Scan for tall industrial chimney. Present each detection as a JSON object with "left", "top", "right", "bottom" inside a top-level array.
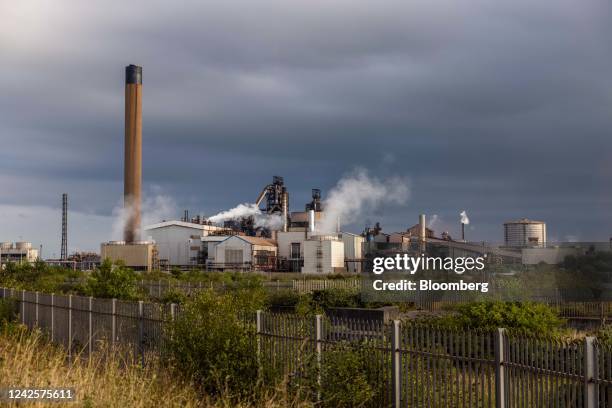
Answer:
[{"left": 124, "top": 64, "right": 142, "bottom": 243}]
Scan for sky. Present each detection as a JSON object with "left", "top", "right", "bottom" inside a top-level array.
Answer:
[{"left": 1, "top": 0, "right": 611, "bottom": 255}]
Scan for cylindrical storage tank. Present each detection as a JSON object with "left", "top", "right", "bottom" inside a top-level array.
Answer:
[
  {"left": 0, "top": 242, "right": 13, "bottom": 250},
  {"left": 309, "top": 210, "right": 316, "bottom": 233},
  {"left": 15, "top": 242, "right": 32, "bottom": 250},
  {"left": 504, "top": 219, "right": 546, "bottom": 247},
  {"left": 419, "top": 214, "right": 426, "bottom": 241}
]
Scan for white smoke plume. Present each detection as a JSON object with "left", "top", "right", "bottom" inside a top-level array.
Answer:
[
  {"left": 207, "top": 203, "right": 284, "bottom": 230},
  {"left": 254, "top": 213, "right": 283, "bottom": 230},
  {"left": 318, "top": 168, "right": 409, "bottom": 234},
  {"left": 111, "top": 194, "right": 178, "bottom": 241},
  {"left": 207, "top": 203, "right": 261, "bottom": 223},
  {"left": 460, "top": 210, "right": 470, "bottom": 225},
  {"left": 428, "top": 214, "right": 439, "bottom": 228}
]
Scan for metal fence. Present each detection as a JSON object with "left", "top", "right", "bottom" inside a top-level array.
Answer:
[
  {"left": 138, "top": 278, "right": 361, "bottom": 298},
  {"left": 0, "top": 287, "right": 173, "bottom": 364},
  {"left": 2, "top": 286, "right": 612, "bottom": 407}
]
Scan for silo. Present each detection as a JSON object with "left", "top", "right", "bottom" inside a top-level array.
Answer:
[
  {"left": 503, "top": 218, "right": 546, "bottom": 247},
  {"left": 15, "top": 242, "right": 32, "bottom": 250}
]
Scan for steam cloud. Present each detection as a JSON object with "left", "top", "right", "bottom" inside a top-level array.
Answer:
[
  {"left": 111, "top": 194, "right": 177, "bottom": 241},
  {"left": 428, "top": 214, "right": 439, "bottom": 228},
  {"left": 207, "top": 203, "right": 283, "bottom": 230},
  {"left": 318, "top": 168, "right": 409, "bottom": 234},
  {"left": 207, "top": 203, "right": 261, "bottom": 223},
  {"left": 460, "top": 210, "right": 470, "bottom": 225}
]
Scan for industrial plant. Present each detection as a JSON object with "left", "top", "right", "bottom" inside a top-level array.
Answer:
[{"left": 0, "top": 64, "right": 601, "bottom": 274}]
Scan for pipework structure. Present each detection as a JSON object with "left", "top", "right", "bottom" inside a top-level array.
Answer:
[
  {"left": 255, "top": 176, "right": 290, "bottom": 232},
  {"left": 124, "top": 64, "right": 143, "bottom": 243}
]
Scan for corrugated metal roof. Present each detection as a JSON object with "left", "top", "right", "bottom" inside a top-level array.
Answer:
[
  {"left": 240, "top": 236, "right": 277, "bottom": 246},
  {"left": 144, "top": 220, "right": 227, "bottom": 231},
  {"left": 217, "top": 235, "right": 277, "bottom": 247}
]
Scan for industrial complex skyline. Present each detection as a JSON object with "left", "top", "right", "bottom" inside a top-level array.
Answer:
[{"left": 1, "top": 0, "right": 611, "bottom": 254}]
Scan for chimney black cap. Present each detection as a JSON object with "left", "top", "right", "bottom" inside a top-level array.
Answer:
[{"left": 125, "top": 65, "right": 142, "bottom": 84}]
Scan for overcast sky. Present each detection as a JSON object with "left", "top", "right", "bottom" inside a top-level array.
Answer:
[{"left": 1, "top": 0, "right": 611, "bottom": 255}]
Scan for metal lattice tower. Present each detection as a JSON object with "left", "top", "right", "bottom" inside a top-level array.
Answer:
[{"left": 61, "top": 193, "right": 68, "bottom": 261}]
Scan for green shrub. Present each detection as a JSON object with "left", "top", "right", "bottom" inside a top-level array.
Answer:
[
  {"left": 318, "top": 343, "right": 377, "bottom": 407},
  {"left": 0, "top": 298, "right": 17, "bottom": 324},
  {"left": 311, "top": 289, "right": 363, "bottom": 309},
  {"left": 438, "top": 301, "right": 565, "bottom": 334},
  {"left": 84, "top": 259, "right": 141, "bottom": 300},
  {"left": 170, "top": 267, "right": 183, "bottom": 279},
  {"left": 164, "top": 288, "right": 266, "bottom": 399},
  {"left": 267, "top": 290, "right": 301, "bottom": 307},
  {"left": 160, "top": 289, "right": 187, "bottom": 305}
]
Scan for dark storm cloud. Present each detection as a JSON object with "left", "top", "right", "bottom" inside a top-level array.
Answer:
[{"left": 1, "top": 0, "right": 611, "bottom": 251}]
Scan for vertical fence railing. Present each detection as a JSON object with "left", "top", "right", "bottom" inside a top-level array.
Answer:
[{"left": 2, "top": 288, "right": 612, "bottom": 407}]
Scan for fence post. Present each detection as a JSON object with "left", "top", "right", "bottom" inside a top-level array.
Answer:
[
  {"left": 495, "top": 328, "right": 506, "bottom": 408},
  {"left": 256, "top": 310, "right": 262, "bottom": 379},
  {"left": 315, "top": 314, "right": 323, "bottom": 401},
  {"left": 584, "top": 337, "right": 597, "bottom": 408},
  {"left": 21, "top": 289, "right": 25, "bottom": 325},
  {"left": 138, "top": 300, "right": 144, "bottom": 367},
  {"left": 35, "top": 291, "right": 39, "bottom": 327},
  {"left": 158, "top": 279, "right": 162, "bottom": 298},
  {"left": 68, "top": 294, "right": 73, "bottom": 361},
  {"left": 88, "top": 296, "right": 93, "bottom": 357},
  {"left": 111, "top": 298, "right": 117, "bottom": 347},
  {"left": 170, "top": 303, "right": 176, "bottom": 321},
  {"left": 391, "top": 320, "right": 401, "bottom": 408},
  {"left": 50, "top": 293, "right": 54, "bottom": 342}
]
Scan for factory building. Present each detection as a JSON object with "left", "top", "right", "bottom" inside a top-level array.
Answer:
[
  {"left": 210, "top": 236, "right": 277, "bottom": 271},
  {"left": 276, "top": 230, "right": 311, "bottom": 271},
  {"left": 340, "top": 233, "right": 364, "bottom": 273},
  {"left": 302, "top": 235, "right": 345, "bottom": 274},
  {"left": 504, "top": 218, "right": 547, "bottom": 248},
  {"left": 200, "top": 235, "right": 229, "bottom": 266},
  {"left": 0, "top": 242, "right": 39, "bottom": 264},
  {"left": 100, "top": 241, "right": 156, "bottom": 272},
  {"left": 145, "top": 220, "right": 228, "bottom": 267}
]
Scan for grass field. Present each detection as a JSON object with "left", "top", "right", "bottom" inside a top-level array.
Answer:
[{"left": 0, "top": 324, "right": 309, "bottom": 408}]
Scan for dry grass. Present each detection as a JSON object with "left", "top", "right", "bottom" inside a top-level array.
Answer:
[{"left": 0, "top": 324, "right": 311, "bottom": 408}]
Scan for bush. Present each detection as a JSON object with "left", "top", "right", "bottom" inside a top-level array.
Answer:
[
  {"left": 311, "top": 289, "right": 363, "bottom": 309},
  {"left": 85, "top": 259, "right": 141, "bottom": 300},
  {"left": 319, "top": 345, "right": 375, "bottom": 407},
  {"left": 160, "top": 289, "right": 187, "bottom": 305},
  {"left": 164, "top": 288, "right": 267, "bottom": 399},
  {"left": 439, "top": 301, "right": 565, "bottom": 334},
  {"left": 0, "top": 298, "right": 17, "bottom": 324}
]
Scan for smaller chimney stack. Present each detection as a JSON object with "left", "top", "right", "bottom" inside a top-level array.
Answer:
[
  {"left": 309, "top": 210, "right": 316, "bottom": 234},
  {"left": 419, "top": 214, "right": 426, "bottom": 252}
]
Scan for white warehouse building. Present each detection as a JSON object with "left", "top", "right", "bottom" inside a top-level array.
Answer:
[
  {"left": 212, "top": 236, "right": 277, "bottom": 271},
  {"left": 504, "top": 218, "right": 547, "bottom": 248},
  {"left": 144, "top": 221, "right": 227, "bottom": 266},
  {"left": 276, "top": 231, "right": 364, "bottom": 273}
]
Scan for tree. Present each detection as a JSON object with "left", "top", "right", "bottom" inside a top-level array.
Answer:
[{"left": 85, "top": 259, "right": 140, "bottom": 300}]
